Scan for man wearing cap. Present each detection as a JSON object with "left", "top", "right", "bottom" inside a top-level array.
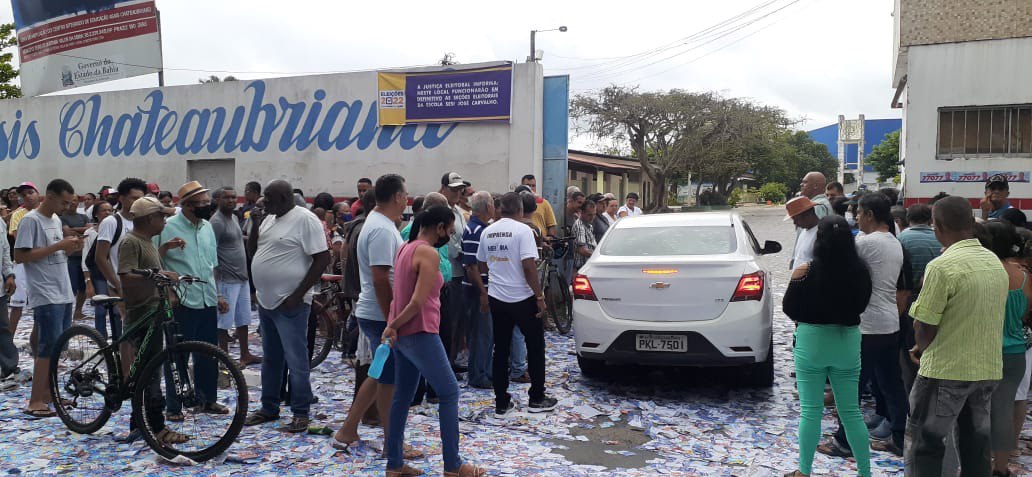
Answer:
[
  {"left": 980, "top": 174, "right": 1013, "bottom": 220},
  {"left": 6, "top": 182, "right": 39, "bottom": 337},
  {"left": 786, "top": 196, "right": 819, "bottom": 270},
  {"left": 118, "top": 196, "right": 186, "bottom": 443},
  {"left": 440, "top": 172, "right": 469, "bottom": 367},
  {"left": 14, "top": 179, "right": 82, "bottom": 417},
  {"left": 154, "top": 181, "right": 228, "bottom": 420}
]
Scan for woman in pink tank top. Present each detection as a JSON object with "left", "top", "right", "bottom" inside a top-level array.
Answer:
[{"left": 381, "top": 206, "right": 487, "bottom": 477}]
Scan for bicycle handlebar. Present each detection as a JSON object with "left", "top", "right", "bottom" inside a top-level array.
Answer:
[{"left": 129, "top": 268, "right": 207, "bottom": 285}]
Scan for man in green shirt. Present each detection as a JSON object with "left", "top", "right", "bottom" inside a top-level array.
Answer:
[
  {"left": 154, "top": 181, "right": 228, "bottom": 420},
  {"left": 905, "top": 196, "right": 1007, "bottom": 476}
]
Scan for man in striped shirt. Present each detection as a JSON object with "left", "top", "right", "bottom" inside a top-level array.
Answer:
[
  {"left": 462, "top": 191, "right": 494, "bottom": 389},
  {"left": 905, "top": 196, "right": 1007, "bottom": 476}
]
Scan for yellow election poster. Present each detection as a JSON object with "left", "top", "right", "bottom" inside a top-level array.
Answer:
[{"left": 377, "top": 72, "right": 408, "bottom": 126}]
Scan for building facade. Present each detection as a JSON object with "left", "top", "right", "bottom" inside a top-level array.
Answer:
[
  {"left": 808, "top": 117, "right": 902, "bottom": 189},
  {"left": 893, "top": 0, "right": 1032, "bottom": 207}
]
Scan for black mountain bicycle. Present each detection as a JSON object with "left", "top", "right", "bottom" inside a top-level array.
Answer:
[
  {"left": 49, "top": 269, "right": 248, "bottom": 462},
  {"left": 309, "top": 274, "right": 356, "bottom": 369},
  {"left": 541, "top": 235, "right": 574, "bottom": 335}
]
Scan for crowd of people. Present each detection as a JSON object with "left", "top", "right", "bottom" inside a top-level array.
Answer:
[
  {"left": 784, "top": 172, "right": 1032, "bottom": 476},
  {"left": 0, "top": 172, "right": 643, "bottom": 476}
]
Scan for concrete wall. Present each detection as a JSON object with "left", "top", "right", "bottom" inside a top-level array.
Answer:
[
  {"left": 0, "top": 62, "right": 543, "bottom": 198},
  {"left": 902, "top": 37, "right": 1032, "bottom": 202}
]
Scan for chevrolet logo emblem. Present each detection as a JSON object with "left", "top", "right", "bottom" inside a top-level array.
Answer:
[{"left": 650, "top": 282, "right": 671, "bottom": 289}]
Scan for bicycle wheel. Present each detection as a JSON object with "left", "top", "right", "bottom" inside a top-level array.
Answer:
[
  {"left": 50, "top": 325, "right": 116, "bottom": 434},
  {"left": 547, "top": 271, "right": 573, "bottom": 335},
  {"left": 310, "top": 311, "right": 335, "bottom": 369},
  {"left": 133, "top": 341, "right": 247, "bottom": 462}
]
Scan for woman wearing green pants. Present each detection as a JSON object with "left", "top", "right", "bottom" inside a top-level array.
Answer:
[{"left": 783, "top": 215, "right": 873, "bottom": 476}]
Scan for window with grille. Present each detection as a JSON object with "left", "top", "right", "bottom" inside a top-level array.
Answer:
[{"left": 937, "top": 105, "right": 1032, "bottom": 158}]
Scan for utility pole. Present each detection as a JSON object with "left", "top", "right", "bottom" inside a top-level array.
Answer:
[{"left": 528, "top": 26, "right": 567, "bottom": 62}]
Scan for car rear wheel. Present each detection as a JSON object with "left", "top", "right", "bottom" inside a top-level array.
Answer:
[
  {"left": 577, "top": 355, "right": 607, "bottom": 380},
  {"left": 741, "top": 338, "right": 775, "bottom": 387}
]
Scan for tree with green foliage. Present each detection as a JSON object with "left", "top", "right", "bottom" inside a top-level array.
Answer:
[
  {"left": 867, "top": 130, "right": 901, "bottom": 182},
  {"left": 751, "top": 131, "right": 838, "bottom": 195},
  {"left": 0, "top": 23, "right": 21, "bottom": 99}
]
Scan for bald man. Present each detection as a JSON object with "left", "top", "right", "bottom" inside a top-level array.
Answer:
[{"left": 799, "top": 172, "right": 831, "bottom": 219}]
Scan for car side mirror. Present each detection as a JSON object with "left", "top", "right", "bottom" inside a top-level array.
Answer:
[{"left": 761, "top": 240, "right": 781, "bottom": 255}]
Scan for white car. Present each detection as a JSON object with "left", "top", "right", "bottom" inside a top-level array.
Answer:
[{"left": 572, "top": 212, "right": 782, "bottom": 386}]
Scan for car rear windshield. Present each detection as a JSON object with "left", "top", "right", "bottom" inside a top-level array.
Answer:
[{"left": 600, "top": 225, "right": 737, "bottom": 256}]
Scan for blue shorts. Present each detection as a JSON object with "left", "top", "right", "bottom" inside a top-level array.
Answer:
[
  {"left": 67, "top": 257, "right": 86, "bottom": 294},
  {"left": 357, "top": 318, "right": 396, "bottom": 385},
  {"left": 35, "top": 303, "right": 73, "bottom": 359}
]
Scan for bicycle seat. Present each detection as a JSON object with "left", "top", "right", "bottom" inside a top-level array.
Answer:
[
  {"left": 90, "top": 295, "right": 123, "bottom": 305},
  {"left": 321, "top": 274, "right": 344, "bottom": 282}
]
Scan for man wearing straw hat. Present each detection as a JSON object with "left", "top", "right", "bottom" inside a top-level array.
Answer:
[
  {"left": 154, "top": 181, "right": 229, "bottom": 420},
  {"left": 786, "top": 196, "right": 820, "bottom": 270}
]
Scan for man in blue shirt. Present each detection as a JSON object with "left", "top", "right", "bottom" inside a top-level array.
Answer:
[
  {"left": 155, "top": 181, "right": 228, "bottom": 420},
  {"left": 981, "top": 174, "right": 1013, "bottom": 220},
  {"left": 463, "top": 191, "right": 494, "bottom": 389}
]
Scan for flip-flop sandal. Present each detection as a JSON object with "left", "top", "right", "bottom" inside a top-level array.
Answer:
[
  {"left": 22, "top": 408, "right": 56, "bottom": 418},
  {"left": 166, "top": 412, "right": 185, "bottom": 422},
  {"left": 375, "top": 443, "right": 426, "bottom": 460},
  {"left": 816, "top": 439, "right": 853, "bottom": 458},
  {"left": 386, "top": 464, "right": 425, "bottom": 477}
]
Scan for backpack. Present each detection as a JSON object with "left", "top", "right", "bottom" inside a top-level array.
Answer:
[
  {"left": 341, "top": 217, "right": 366, "bottom": 300},
  {"left": 84, "top": 214, "right": 123, "bottom": 274}
]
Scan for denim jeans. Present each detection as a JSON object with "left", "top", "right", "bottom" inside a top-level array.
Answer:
[
  {"left": 92, "top": 277, "right": 122, "bottom": 340},
  {"left": 387, "top": 332, "right": 462, "bottom": 471},
  {"left": 465, "top": 285, "right": 493, "bottom": 387},
  {"left": 165, "top": 306, "right": 219, "bottom": 414},
  {"left": 834, "top": 332, "right": 910, "bottom": 449},
  {"left": 510, "top": 327, "right": 527, "bottom": 378},
  {"left": 904, "top": 376, "right": 997, "bottom": 476},
  {"left": 34, "top": 303, "right": 73, "bottom": 359},
  {"left": 259, "top": 303, "right": 313, "bottom": 417},
  {"left": 0, "top": 296, "right": 17, "bottom": 375}
]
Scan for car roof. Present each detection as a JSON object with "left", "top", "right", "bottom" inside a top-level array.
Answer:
[{"left": 611, "top": 211, "right": 736, "bottom": 229}]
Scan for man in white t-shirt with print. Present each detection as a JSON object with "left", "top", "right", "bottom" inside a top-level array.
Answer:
[
  {"left": 244, "top": 180, "right": 330, "bottom": 433},
  {"left": 478, "top": 192, "right": 557, "bottom": 416}
]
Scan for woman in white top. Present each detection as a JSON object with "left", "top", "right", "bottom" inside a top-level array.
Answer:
[
  {"left": 81, "top": 202, "right": 116, "bottom": 338},
  {"left": 603, "top": 200, "right": 619, "bottom": 225}
]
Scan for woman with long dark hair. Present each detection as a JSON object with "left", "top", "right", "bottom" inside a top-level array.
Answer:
[
  {"left": 381, "top": 205, "right": 486, "bottom": 477},
  {"left": 783, "top": 215, "right": 872, "bottom": 477},
  {"left": 82, "top": 201, "right": 118, "bottom": 339},
  {"left": 976, "top": 220, "right": 1031, "bottom": 476}
]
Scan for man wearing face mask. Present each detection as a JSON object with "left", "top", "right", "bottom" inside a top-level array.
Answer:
[{"left": 154, "top": 181, "right": 229, "bottom": 421}]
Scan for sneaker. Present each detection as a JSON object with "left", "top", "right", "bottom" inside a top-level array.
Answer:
[
  {"left": 869, "top": 418, "right": 892, "bottom": 441},
  {"left": 864, "top": 413, "right": 884, "bottom": 429},
  {"left": 495, "top": 397, "right": 516, "bottom": 417},
  {"left": 0, "top": 375, "right": 17, "bottom": 392},
  {"left": 455, "top": 350, "right": 470, "bottom": 368},
  {"left": 528, "top": 396, "right": 558, "bottom": 413},
  {"left": 512, "top": 373, "right": 532, "bottom": 384},
  {"left": 283, "top": 416, "right": 311, "bottom": 433}
]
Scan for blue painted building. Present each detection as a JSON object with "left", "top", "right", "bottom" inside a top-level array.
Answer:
[{"left": 808, "top": 118, "right": 901, "bottom": 183}]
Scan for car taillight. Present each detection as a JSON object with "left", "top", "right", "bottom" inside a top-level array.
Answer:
[
  {"left": 731, "top": 271, "right": 764, "bottom": 302},
  {"left": 573, "top": 274, "right": 597, "bottom": 301}
]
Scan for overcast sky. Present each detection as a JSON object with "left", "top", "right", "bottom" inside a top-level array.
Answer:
[{"left": 0, "top": 0, "right": 899, "bottom": 148}]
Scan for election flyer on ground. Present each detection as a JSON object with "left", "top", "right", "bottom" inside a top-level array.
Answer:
[
  {"left": 378, "top": 63, "right": 513, "bottom": 126},
  {"left": 11, "top": 0, "right": 163, "bottom": 96}
]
